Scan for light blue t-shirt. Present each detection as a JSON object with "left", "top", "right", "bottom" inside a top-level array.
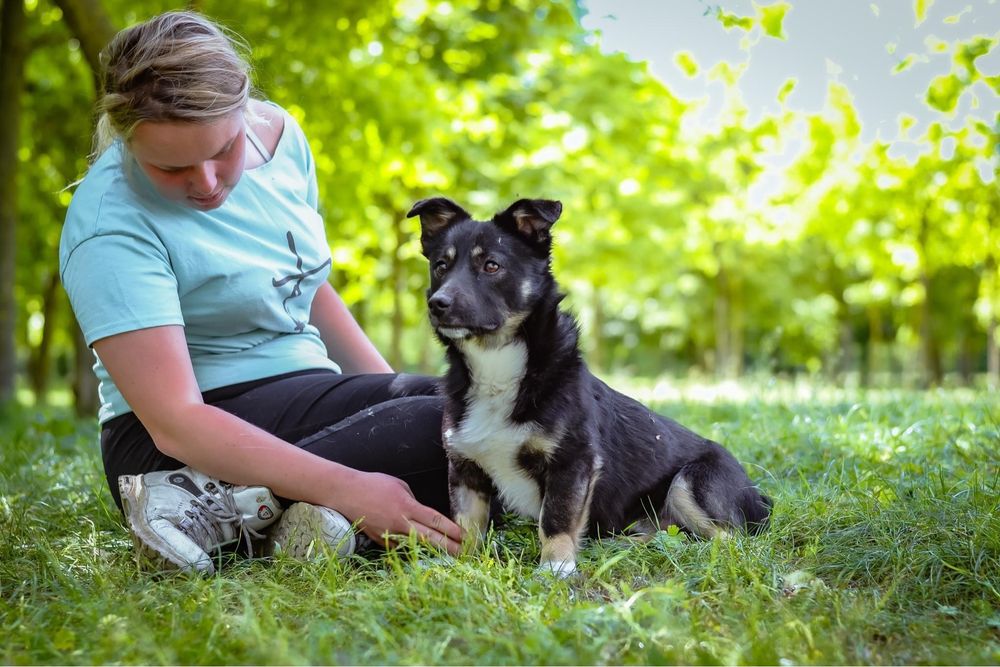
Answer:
[{"left": 59, "top": 104, "right": 341, "bottom": 424}]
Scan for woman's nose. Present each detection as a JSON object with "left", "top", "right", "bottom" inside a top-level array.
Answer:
[{"left": 189, "top": 162, "right": 218, "bottom": 194}]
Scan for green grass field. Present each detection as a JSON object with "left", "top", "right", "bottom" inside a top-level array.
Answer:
[{"left": 2, "top": 380, "right": 998, "bottom": 665}]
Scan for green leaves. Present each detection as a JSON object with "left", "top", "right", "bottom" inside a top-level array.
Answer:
[
  {"left": 926, "top": 73, "right": 963, "bottom": 113},
  {"left": 756, "top": 1, "right": 791, "bottom": 40},
  {"left": 914, "top": 0, "right": 935, "bottom": 26},
  {"left": 713, "top": 2, "right": 790, "bottom": 40},
  {"left": 11, "top": 0, "right": 1000, "bottom": 395},
  {"left": 674, "top": 51, "right": 699, "bottom": 78},
  {"left": 922, "top": 35, "right": 998, "bottom": 113},
  {"left": 716, "top": 10, "right": 754, "bottom": 32}
]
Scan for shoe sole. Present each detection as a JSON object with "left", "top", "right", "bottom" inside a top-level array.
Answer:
[
  {"left": 119, "top": 474, "right": 216, "bottom": 575},
  {"left": 266, "top": 502, "right": 356, "bottom": 559}
]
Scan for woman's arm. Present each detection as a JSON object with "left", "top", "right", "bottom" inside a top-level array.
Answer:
[
  {"left": 310, "top": 282, "right": 392, "bottom": 374},
  {"left": 93, "top": 325, "right": 461, "bottom": 552}
]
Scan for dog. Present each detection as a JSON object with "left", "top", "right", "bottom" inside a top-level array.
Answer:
[{"left": 407, "top": 197, "right": 772, "bottom": 575}]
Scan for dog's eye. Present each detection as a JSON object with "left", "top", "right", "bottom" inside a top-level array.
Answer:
[
  {"left": 483, "top": 260, "right": 500, "bottom": 274},
  {"left": 434, "top": 260, "right": 449, "bottom": 274}
]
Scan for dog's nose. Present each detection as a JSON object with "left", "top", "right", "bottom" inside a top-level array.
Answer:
[{"left": 428, "top": 292, "right": 453, "bottom": 316}]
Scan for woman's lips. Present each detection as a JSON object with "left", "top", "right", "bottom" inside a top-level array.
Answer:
[{"left": 190, "top": 189, "right": 225, "bottom": 207}]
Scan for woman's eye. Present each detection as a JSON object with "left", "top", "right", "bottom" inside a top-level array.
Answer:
[{"left": 484, "top": 261, "right": 500, "bottom": 274}]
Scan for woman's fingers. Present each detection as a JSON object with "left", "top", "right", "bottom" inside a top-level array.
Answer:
[
  {"left": 417, "top": 505, "right": 465, "bottom": 544},
  {"left": 408, "top": 521, "right": 462, "bottom": 555},
  {"left": 373, "top": 513, "right": 464, "bottom": 555},
  {"left": 377, "top": 529, "right": 459, "bottom": 555},
  {"left": 351, "top": 472, "right": 466, "bottom": 555}
]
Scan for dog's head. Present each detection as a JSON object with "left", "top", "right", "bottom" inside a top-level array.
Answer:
[{"left": 407, "top": 197, "right": 562, "bottom": 343}]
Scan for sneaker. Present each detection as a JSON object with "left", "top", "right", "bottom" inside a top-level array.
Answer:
[
  {"left": 264, "top": 502, "right": 356, "bottom": 559},
  {"left": 118, "top": 467, "right": 283, "bottom": 575}
]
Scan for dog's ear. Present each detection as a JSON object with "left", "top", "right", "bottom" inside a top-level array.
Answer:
[
  {"left": 494, "top": 199, "right": 563, "bottom": 246},
  {"left": 407, "top": 198, "right": 471, "bottom": 250}
]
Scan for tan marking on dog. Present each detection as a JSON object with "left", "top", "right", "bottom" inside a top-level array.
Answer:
[
  {"left": 536, "top": 465, "right": 601, "bottom": 574},
  {"left": 665, "top": 475, "right": 727, "bottom": 538},
  {"left": 513, "top": 210, "right": 546, "bottom": 239},
  {"left": 525, "top": 432, "right": 561, "bottom": 457},
  {"left": 453, "top": 485, "right": 490, "bottom": 549},
  {"left": 471, "top": 245, "right": 484, "bottom": 258},
  {"left": 539, "top": 533, "right": 578, "bottom": 575},
  {"left": 444, "top": 246, "right": 456, "bottom": 261}
]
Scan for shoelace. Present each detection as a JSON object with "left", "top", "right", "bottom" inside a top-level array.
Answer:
[{"left": 176, "top": 484, "right": 265, "bottom": 552}]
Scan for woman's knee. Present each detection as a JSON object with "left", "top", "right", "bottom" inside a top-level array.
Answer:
[{"left": 387, "top": 373, "right": 440, "bottom": 397}]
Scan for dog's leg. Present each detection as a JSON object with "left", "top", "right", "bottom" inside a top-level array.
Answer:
[
  {"left": 537, "top": 455, "right": 600, "bottom": 577},
  {"left": 448, "top": 456, "right": 494, "bottom": 550}
]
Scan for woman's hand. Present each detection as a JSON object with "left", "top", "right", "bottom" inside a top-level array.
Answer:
[{"left": 336, "top": 471, "right": 464, "bottom": 556}]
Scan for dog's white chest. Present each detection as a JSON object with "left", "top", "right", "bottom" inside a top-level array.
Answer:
[{"left": 445, "top": 340, "right": 544, "bottom": 518}]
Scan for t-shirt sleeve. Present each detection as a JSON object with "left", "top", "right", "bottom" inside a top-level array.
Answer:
[
  {"left": 281, "top": 109, "right": 320, "bottom": 211},
  {"left": 61, "top": 232, "right": 184, "bottom": 346}
]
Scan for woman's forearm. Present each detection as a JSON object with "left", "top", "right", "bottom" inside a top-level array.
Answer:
[
  {"left": 147, "top": 401, "right": 365, "bottom": 513},
  {"left": 310, "top": 282, "right": 393, "bottom": 374}
]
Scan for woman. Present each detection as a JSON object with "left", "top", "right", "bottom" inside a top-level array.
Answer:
[{"left": 59, "top": 10, "right": 463, "bottom": 574}]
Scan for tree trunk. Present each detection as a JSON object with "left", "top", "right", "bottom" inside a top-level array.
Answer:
[
  {"left": 50, "top": 0, "right": 116, "bottom": 80},
  {"left": 986, "top": 219, "right": 999, "bottom": 388},
  {"left": 838, "top": 320, "right": 855, "bottom": 383},
  {"left": 713, "top": 243, "right": 735, "bottom": 378},
  {"left": 989, "top": 319, "right": 999, "bottom": 388},
  {"left": 918, "top": 271, "right": 942, "bottom": 386},
  {"left": 27, "top": 272, "right": 61, "bottom": 404},
  {"left": 55, "top": 0, "right": 116, "bottom": 413},
  {"left": 730, "top": 275, "right": 744, "bottom": 377},
  {"left": 72, "top": 324, "right": 99, "bottom": 417},
  {"left": 917, "top": 211, "right": 942, "bottom": 387},
  {"left": 0, "top": 0, "right": 27, "bottom": 404},
  {"left": 389, "top": 207, "right": 405, "bottom": 370},
  {"left": 866, "top": 305, "right": 882, "bottom": 386},
  {"left": 987, "top": 270, "right": 999, "bottom": 387},
  {"left": 956, "top": 331, "right": 972, "bottom": 386}
]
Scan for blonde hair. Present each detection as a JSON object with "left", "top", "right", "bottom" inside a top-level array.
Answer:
[{"left": 92, "top": 10, "right": 257, "bottom": 160}]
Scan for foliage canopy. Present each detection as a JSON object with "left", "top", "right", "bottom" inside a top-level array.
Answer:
[{"left": 3, "top": 0, "right": 999, "bottom": 408}]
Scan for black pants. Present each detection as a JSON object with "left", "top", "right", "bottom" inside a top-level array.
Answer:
[{"left": 101, "top": 370, "right": 450, "bottom": 515}]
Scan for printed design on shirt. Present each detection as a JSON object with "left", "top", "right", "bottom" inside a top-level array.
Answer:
[{"left": 272, "top": 231, "right": 331, "bottom": 332}]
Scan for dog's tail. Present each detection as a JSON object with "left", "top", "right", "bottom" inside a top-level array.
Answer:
[{"left": 739, "top": 488, "right": 773, "bottom": 535}]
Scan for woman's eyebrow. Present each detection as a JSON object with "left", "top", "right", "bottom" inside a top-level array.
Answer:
[
  {"left": 212, "top": 133, "right": 239, "bottom": 157},
  {"left": 155, "top": 131, "right": 240, "bottom": 169}
]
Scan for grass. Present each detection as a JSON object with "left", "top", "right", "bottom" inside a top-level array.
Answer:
[{"left": 2, "top": 379, "right": 999, "bottom": 665}]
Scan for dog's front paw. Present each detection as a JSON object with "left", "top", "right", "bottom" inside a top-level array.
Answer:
[{"left": 537, "top": 559, "right": 578, "bottom": 579}]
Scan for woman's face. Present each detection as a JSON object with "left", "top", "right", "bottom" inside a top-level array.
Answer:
[{"left": 129, "top": 112, "right": 246, "bottom": 211}]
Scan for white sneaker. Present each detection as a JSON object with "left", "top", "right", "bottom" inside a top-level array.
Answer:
[
  {"left": 118, "top": 467, "right": 283, "bottom": 575},
  {"left": 264, "top": 502, "right": 356, "bottom": 559}
]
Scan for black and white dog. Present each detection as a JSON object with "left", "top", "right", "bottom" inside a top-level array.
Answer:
[{"left": 407, "top": 197, "right": 772, "bottom": 575}]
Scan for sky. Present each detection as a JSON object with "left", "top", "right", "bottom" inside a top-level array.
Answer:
[{"left": 579, "top": 0, "right": 1000, "bottom": 161}]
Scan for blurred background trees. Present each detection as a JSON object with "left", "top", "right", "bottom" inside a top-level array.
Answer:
[{"left": 1, "top": 0, "right": 997, "bottom": 414}]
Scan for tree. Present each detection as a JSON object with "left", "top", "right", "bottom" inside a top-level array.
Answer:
[
  {"left": 50, "top": 0, "right": 115, "bottom": 412},
  {"left": 0, "top": 0, "right": 28, "bottom": 404}
]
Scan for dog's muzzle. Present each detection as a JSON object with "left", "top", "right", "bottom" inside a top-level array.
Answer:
[{"left": 436, "top": 326, "right": 473, "bottom": 340}]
